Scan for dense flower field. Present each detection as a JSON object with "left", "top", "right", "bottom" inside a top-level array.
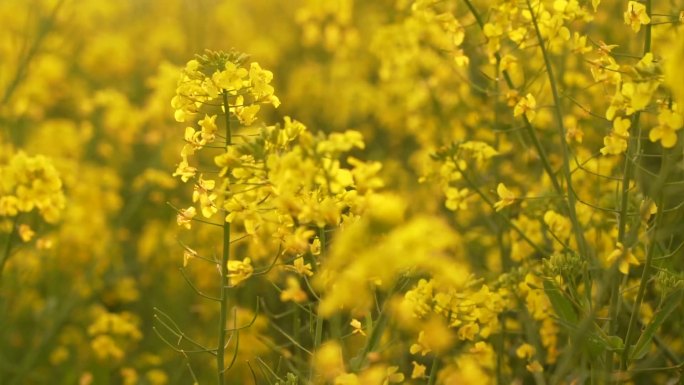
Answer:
[{"left": 1, "top": 0, "right": 683, "bottom": 384}]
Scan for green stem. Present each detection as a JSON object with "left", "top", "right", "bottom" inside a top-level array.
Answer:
[
  {"left": 309, "top": 227, "right": 326, "bottom": 383},
  {"left": 0, "top": 216, "right": 19, "bottom": 281},
  {"left": 351, "top": 307, "right": 388, "bottom": 372},
  {"left": 620, "top": 151, "right": 670, "bottom": 370},
  {"left": 462, "top": 0, "right": 582, "bottom": 258},
  {"left": 427, "top": 356, "right": 440, "bottom": 385},
  {"left": 217, "top": 91, "right": 233, "bottom": 385},
  {"left": 608, "top": 0, "right": 653, "bottom": 375},
  {"left": 525, "top": 0, "right": 589, "bottom": 263}
]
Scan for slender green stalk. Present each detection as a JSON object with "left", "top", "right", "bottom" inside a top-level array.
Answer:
[
  {"left": 607, "top": 0, "right": 653, "bottom": 375},
  {"left": 619, "top": 196, "right": 662, "bottom": 369},
  {"left": 620, "top": 149, "right": 671, "bottom": 370},
  {"left": 0, "top": 216, "right": 19, "bottom": 281},
  {"left": 427, "top": 356, "right": 440, "bottom": 385},
  {"left": 524, "top": 0, "right": 589, "bottom": 263},
  {"left": 462, "top": 0, "right": 587, "bottom": 262},
  {"left": 217, "top": 91, "right": 233, "bottom": 385},
  {"left": 309, "top": 227, "right": 327, "bottom": 383},
  {"left": 350, "top": 306, "right": 389, "bottom": 372}
]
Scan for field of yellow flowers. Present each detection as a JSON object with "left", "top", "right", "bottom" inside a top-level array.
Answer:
[{"left": 1, "top": 0, "right": 684, "bottom": 384}]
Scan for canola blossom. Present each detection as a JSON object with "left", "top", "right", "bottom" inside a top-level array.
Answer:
[{"left": 1, "top": 0, "right": 684, "bottom": 384}]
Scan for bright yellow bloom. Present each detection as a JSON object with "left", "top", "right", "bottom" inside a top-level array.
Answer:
[
  {"left": 192, "top": 175, "right": 218, "bottom": 218},
  {"left": 249, "top": 62, "right": 275, "bottom": 99},
  {"left": 350, "top": 318, "right": 366, "bottom": 336},
  {"left": 227, "top": 257, "right": 254, "bottom": 286},
  {"left": 601, "top": 117, "right": 631, "bottom": 155},
  {"left": 235, "top": 95, "right": 261, "bottom": 126},
  {"left": 514, "top": 93, "right": 537, "bottom": 122},
  {"left": 516, "top": 343, "right": 536, "bottom": 360},
  {"left": 526, "top": 360, "right": 544, "bottom": 373},
  {"left": 291, "top": 256, "right": 314, "bottom": 277},
  {"left": 172, "top": 157, "right": 196, "bottom": 182},
  {"left": 182, "top": 246, "right": 198, "bottom": 267},
  {"left": 606, "top": 242, "right": 640, "bottom": 274},
  {"left": 212, "top": 61, "right": 248, "bottom": 92},
  {"left": 445, "top": 187, "right": 469, "bottom": 211},
  {"left": 411, "top": 361, "right": 427, "bottom": 379},
  {"left": 280, "top": 276, "right": 308, "bottom": 303},
  {"left": 198, "top": 114, "right": 218, "bottom": 142},
  {"left": 649, "top": 109, "right": 683, "bottom": 148},
  {"left": 383, "top": 366, "right": 404, "bottom": 385},
  {"left": 624, "top": 1, "right": 650, "bottom": 32},
  {"left": 176, "top": 206, "right": 197, "bottom": 229},
  {"left": 18, "top": 224, "right": 35, "bottom": 242},
  {"left": 621, "top": 81, "right": 658, "bottom": 112},
  {"left": 493, "top": 183, "right": 516, "bottom": 212}
]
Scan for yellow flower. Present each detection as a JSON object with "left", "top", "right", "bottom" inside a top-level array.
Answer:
[
  {"left": 493, "top": 183, "right": 516, "bottom": 212},
  {"left": 600, "top": 135, "right": 628, "bottom": 156},
  {"left": 526, "top": 360, "right": 544, "bottom": 373},
  {"left": 624, "top": 1, "right": 650, "bottom": 32},
  {"left": 410, "top": 332, "right": 429, "bottom": 356},
  {"left": 235, "top": 96, "right": 261, "bottom": 126},
  {"left": 249, "top": 62, "right": 275, "bottom": 100},
  {"left": 192, "top": 175, "right": 218, "bottom": 218},
  {"left": 606, "top": 242, "right": 640, "bottom": 274},
  {"left": 514, "top": 93, "right": 537, "bottom": 122},
  {"left": 280, "top": 276, "right": 308, "bottom": 303},
  {"left": 649, "top": 109, "right": 683, "bottom": 148},
  {"left": 18, "top": 224, "right": 35, "bottom": 242},
  {"left": 291, "top": 256, "right": 314, "bottom": 277},
  {"left": 182, "top": 246, "right": 198, "bottom": 267},
  {"left": 445, "top": 187, "right": 469, "bottom": 211},
  {"left": 457, "top": 322, "right": 480, "bottom": 341},
  {"left": 176, "top": 206, "right": 197, "bottom": 229},
  {"left": 516, "top": 343, "right": 536, "bottom": 360},
  {"left": 198, "top": 114, "right": 218, "bottom": 142},
  {"left": 613, "top": 117, "right": 631, "bottom": 137},
  {"left": 172, "top": 157, "right": 196, "bottom": 182},
  {"left": 227, "top": 257, "right": 254, "bottom": 286},
  {"left": 411, "top": 361, "right": 426, "bottom": 379},
  {"left": 621, "top": 81, "right": 658, "bottom": 112},
  {"left": 212, "top": 61, "right": 247, "bottom": 92},
  {"left": 350, "top": 318, "right": 366, "bottom": 336},
  {"left": 601, "top": 117, "right": 631, "bottom": 155},
  {"left": 383, "top": 366, "right": 404, "bottom": 385}
]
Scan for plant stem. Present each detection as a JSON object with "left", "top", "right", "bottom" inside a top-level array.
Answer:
[
  {"left": 309, "top": 227, "right": 327, "bottom": 383},
  {"left": 524, "top": 0, "right": 589, "bottom": 264},
  {"left": 620, "top": 149, "right": 671, "bottom": 370},
  {"left": 0, "top": 216, "right": 19, "bottom": 281},
  {"left": 462, "top": 0, "right": 585, "bottom": 260},
  {"left": 217, "top": 91, "right": 233, "bottom": 385},
  {"left": 427, "top": 356, "right": 440, "bottom": 385},
  {"left": 608, "top": 0, "right": 652, "bottom": 375}
]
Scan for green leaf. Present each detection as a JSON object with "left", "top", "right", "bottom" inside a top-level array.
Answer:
[
  {"left": 543, "top": 279, "right": 578, "bottom": 325},
  {"left": 630, "top": 288, "right": 684, "bottom": 361}
]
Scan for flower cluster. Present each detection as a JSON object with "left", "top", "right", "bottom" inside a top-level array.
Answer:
[{"left": 0, "top": 151, "right": 65, "bottom": 224}]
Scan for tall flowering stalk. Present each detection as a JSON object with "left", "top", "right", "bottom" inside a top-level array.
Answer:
[
  {"left": 167, "top": 50, "right": 279, "bottom": 384},
  {"left": 165, "top": 49, "right": 386, "bottom": 383}
]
